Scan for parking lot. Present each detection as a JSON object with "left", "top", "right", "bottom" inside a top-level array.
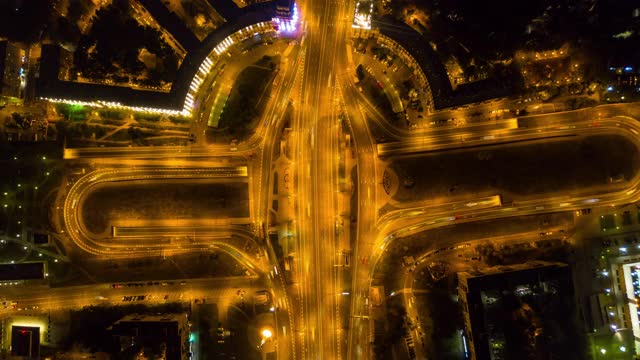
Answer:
[
  {"left": 81, "top": 180, "right": 249, "bottom": 234},
  {"left": 387, "top": 133, "right": 639, "bottom": 203}
]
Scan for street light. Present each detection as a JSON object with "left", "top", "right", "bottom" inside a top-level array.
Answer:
[{"left": 258, "top": 327, "right": 273, "bottom": 350}]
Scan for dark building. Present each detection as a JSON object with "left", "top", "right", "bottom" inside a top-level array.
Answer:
[
  {"left": 108, "top": 313, "right": 190, "bottom": 360},
  {"left": 275, "top": 0, "right": 294, "bottom": 19},
  {"left": 11, "top": 325, "right": 40, "bottom": 358},
  {"left": 0, "top": 262, "right": 45, "bottom": 282},
  {"left": 458, "top": 261, "right": 582, "bottom": 360},
  {"left": 0, "top": 40, "right": 23, "bottom": 98}
]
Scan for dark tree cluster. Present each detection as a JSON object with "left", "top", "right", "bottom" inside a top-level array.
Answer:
[
  {"left": 218, "top": 57, "right": 278, "bottom": 136},
  {"left": 181, "top": 0, "right": 209, "bottom": 18},
  {"left": 73, "top": 0, "right": 179, "bottom": 86},
  {"left": 373, "top": 300, "right": 407, "bottom": 359},
  {"left": 0, "top": 0, "right": 92, "bottom": 45},
  {"left": 0, "top": 0, "right": 54, "bottom": 43},
  {"left": 64, "top": 303, "right": 187, "bottom": 351}
]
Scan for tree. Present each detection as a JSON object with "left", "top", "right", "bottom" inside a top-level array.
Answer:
[
  {"left": 11, "top": 112, "right": 33, "bottom": 129},
  {"left": 51, "top": 16, "right": 81, "bottom": 44},
  {"left": 66, "top": 0, "right": 92, "bottom": 24},
  {"left": 55, "top": 120, "right": 71, "bottom": 140},
  {"left": 356, "top": 64, "right": 366, "bottom": 81}
]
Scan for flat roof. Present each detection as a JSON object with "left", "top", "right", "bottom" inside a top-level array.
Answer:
[
  {"left": 0, "top": 262, "right": 44, "bottom": 281},
  {"left": 114, "top": 313, "right": 187, "bottom": 324},
  {"left": 459, "top": 262, "right": 575, "bottom": 359}
]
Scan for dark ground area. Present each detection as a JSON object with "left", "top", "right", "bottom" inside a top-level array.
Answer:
[
  {"left": 192, "top": 303, "right": 218, "bottom": 360},
  {"left": 226, "top": 306, "right": 261, "bottom": 360},
  {"left": 51, "top": 251, "right": 245, "bottom": 286},
  {"left": 64, "top": 302, "right": 188, "bottom": 352},
  {"left": 81, "top": 180, "right": 249, "bottom": 234},
  {"left": 0, "top": 141, "right": 63, "bottom": 246},
  {"left": 216, "top": 57, "right": 277, "bottom": 138},
  {"left": 388, "top": 134, "right": 639, "bottom": 203}
]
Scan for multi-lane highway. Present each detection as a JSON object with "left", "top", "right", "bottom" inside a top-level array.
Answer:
[
  {"left": 0, "top": 276, "right": 261, "bottom": 315},
  {"left": 287, "top": 0, "right": 356, "bottom": 358}
]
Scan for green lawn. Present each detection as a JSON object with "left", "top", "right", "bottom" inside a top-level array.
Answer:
[{"left": 218, "top": 65, "right": 274, "bottom": 136}]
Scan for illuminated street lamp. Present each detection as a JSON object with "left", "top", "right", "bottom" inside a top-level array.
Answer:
[{"left": 257, "top": 327, "right": 273, "bottom": 350}]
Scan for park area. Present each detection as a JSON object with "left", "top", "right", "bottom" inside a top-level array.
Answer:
[
  {"left": 80, "top": 180, "right": 249, "bottom": 234},
  {"left": 211, "top": 56, "right": 278, "bottom": 139},
  {"left": 387, "top": 133, "right": 640, "bottom": 203},
  {"left": 52, "top": 104, "right": 191, "bottom": 147}
]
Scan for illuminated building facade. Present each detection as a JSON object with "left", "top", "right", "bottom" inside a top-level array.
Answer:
[
  {"left": 275, "top": 0, "right": 294, "bottom": 19},
  {"left": 0, "top": 40, "right": 23, "bottom": 98},
  {"left": 273, "top": 0, "right": 298, "bottom": 33}
]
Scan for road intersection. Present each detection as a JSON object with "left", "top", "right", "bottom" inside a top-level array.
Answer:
[{"left": 15, "top": 3, "right": 640, "bottom": 359}]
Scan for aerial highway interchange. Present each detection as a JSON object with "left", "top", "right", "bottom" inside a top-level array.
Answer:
[{"left": 3, "top": 0, "right": 640, "bottom": 359}]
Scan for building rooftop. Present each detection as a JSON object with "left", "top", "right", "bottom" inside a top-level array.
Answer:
[
  {"left": 112, "top": 313, "right": 188, "bottom": 324},
  {"left": 458, "top": 261, "right": 581, "bottom": 360},
  {"left": 0, "top": 262, "right": 45, "bottom": 281}
]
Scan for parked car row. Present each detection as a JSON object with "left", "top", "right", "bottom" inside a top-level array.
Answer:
[{"left": 112, "top": 281, "right": 187, "bottom": 289}]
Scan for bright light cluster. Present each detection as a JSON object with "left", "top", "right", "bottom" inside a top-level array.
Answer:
[
  {"left": 623, "top": 263, "right": 640, "bottom": 344},
  {"left": 41, "top": 97, "right": 187, "bottom": 116},
  {"left": 352, "top": 0, "right": 373, "bottom": 29},
  {"left": 213, "top": 36, "right": 235, "bottom": 56},
  {"left": 185, "top": 56, "right": 215, "bottom": 114},
  {"left": 183, "top": 21, "right": 275, "bottom": 115},
  {"left": 273, "top": 3, "right": 299, "bottom": 33}
]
